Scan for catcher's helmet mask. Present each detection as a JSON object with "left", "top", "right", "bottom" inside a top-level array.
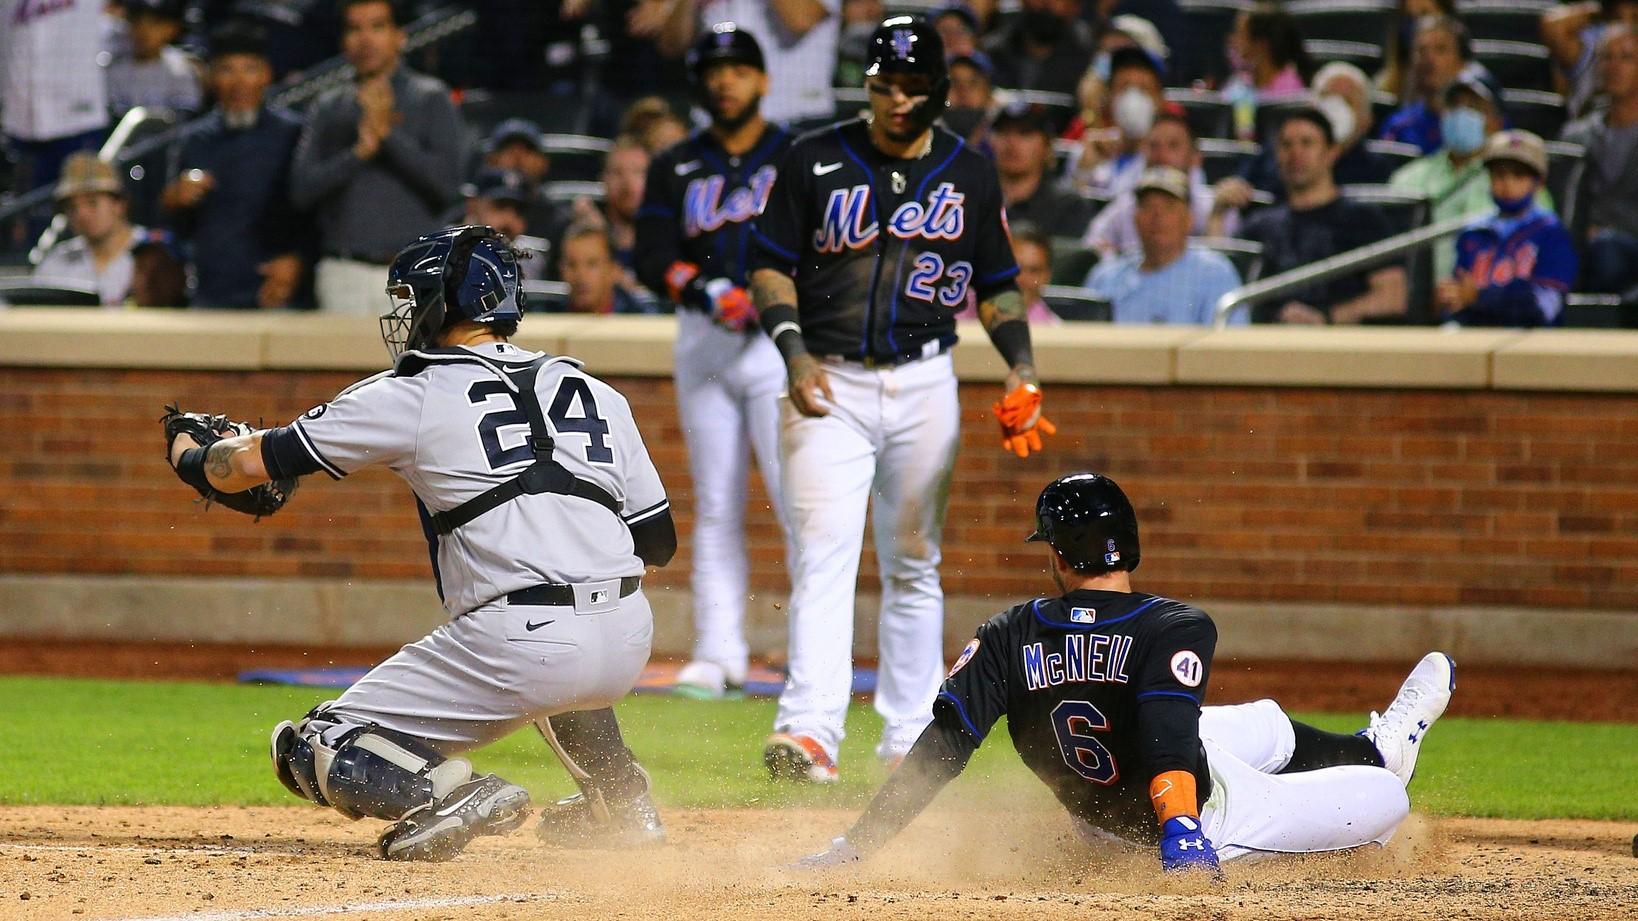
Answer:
[
  {"left": 380, "top": 225, "right": 525, "bottom": 360},
  {"left": 1026, "top": 473, "right": 1142, "bottom": 574},
  {"left": 864, "top": 16, "right": 949, "bottom": 135}
]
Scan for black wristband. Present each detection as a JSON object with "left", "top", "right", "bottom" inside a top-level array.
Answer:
[
  {"left": 988, "top": 318, "right": 1034, "bottom": 370},
  {"left": 759, "top": 303, "right": 808, "bottom": 362},
  {"left": 177, "top": 446, "right": 214, "bottom": 493}
]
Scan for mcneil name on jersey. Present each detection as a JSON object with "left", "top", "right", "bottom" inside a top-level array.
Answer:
[
  {"left": 1023, "top": 632, "right": 1135, "bottom": 692},
  {"left": 813, "top": 182, "right": 966, "bottom": 254}
]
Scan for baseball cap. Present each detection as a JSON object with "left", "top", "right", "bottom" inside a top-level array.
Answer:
[
  {"left": 991, "top": 100, "right": 1053, "bottom": 135},
  {"left": 131, "top": 227, "right": 186, "bottom": 262},
  {"left": 485, "top": 118, "right": 547, "bottom": 155},
  {"left": 1134, "top": 165, "right": 1190, "bottom": 203},
  {"left": 208, "top": 20, "right": 270, "bottom": 60},
  {"left": 1108, "top": 14, "right": 1169, "bottom": 63},
  {"left": 1480, "top": 129, "right": 1548, "bottom": 178},
  {"left": 1443, "top": 71, "right": 1496, "bottom": 109},
  {"left": 54, "top": 153, "right": 124, "bottom": 201},
  {"left": 460, "top": 168, "right": 534, "bottom": 206},
  {"left": 1108, "top": 45, "right": 1165, "bottom": 82}
]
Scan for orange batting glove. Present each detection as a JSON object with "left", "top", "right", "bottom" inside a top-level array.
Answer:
[
  {"left": 715, "top": 284, "right": 756, "bottom": 331},
  {"left": 664, "top": 260, "right": 701, "bottom": 303},
  {"left": 992, "top": 383, "right": 1057, "bottom": 458}
]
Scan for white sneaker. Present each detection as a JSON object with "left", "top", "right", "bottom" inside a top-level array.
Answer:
[
  {"left": 1362, "top": 652, "right": 1455, "bottom": 786},
  {"left": 674, "top": 660, "right": 744, "bottom": 700}
]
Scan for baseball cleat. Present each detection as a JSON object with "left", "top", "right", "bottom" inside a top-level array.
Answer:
[
  {"left": 673, "top": 660, "right": 745, "bottom": 701},
  {"left": 764, "top": 732, "right": 839, "bottom": 784},
  {"left": 376, "top": 774, "right": 531, "bottom": 862},
  {"left": 535, "top": 779, "right": 667, "bottom": 849},
  {"left": 1361, "top": 652, "right": 1455, "bottom": 786}
]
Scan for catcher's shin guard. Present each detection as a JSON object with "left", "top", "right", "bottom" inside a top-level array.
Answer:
[{"left": 272, "top": 711, "right": 474, "bottom": 821}]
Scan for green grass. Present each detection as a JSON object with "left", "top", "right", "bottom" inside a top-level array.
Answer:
[{"left": 0, "top": 677, "right": 1632, "bottom": 821}]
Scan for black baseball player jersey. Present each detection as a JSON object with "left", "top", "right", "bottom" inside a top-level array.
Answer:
[
  {"left": 635, "top": 125, "right": 793, "bottom": 300},
  {"left": 935, "top": 589, "right": 1217, "bottom": 843},
  {"left": 748, "top": 118, "right": 1019, "bottom": 362}
]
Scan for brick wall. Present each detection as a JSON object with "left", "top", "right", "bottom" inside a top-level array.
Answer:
[{"left": 3, "top": 367, "right": 1636, "bottom": 609}]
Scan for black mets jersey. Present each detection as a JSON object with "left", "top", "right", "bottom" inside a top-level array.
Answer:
[
  {"left": 748, "top": 118, "right": 1019, "bottom": 362},
  {"left": 935, "top": 590, "right": 1218, "bottom": 842},
  {"left": 635, "top": 125, "right": 792, "bottom": 299}
]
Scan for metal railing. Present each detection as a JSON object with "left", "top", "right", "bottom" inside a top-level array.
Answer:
[
  {"left": 22, "top": 106, "right": 165, "bottom": 266},
  {"left": 1211, "top": 214, "right": 1473, "bottom": 327}
]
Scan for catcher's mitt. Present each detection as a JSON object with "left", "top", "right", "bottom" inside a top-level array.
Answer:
[{"left": 162, "top": 404, "right": 296, "bottom": 518}]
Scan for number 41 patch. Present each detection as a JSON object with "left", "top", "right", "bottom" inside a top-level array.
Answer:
[{"left": 1170, "top": 650, "right": 1204, "bottom": 687}]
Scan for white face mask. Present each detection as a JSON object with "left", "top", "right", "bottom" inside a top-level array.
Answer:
[
  {"left": 1113, "top": 87, "right": 1156, "bottom": 140},
  {"left": 1316, "top": 93, "right": 1356, "bottom": 145}
]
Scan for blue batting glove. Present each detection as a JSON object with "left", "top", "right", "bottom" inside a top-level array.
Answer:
[
  {"left": 792, "top": 836, "right": 862, "bottom": 870},
  {"left": 1158, "top": 816, "right": 1221, "bottom": 875}
]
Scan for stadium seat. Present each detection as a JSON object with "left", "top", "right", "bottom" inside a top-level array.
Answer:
[
  {"left": 0, "top": 279, "right": 102, "bottom": 307},
  {"left": 1050, "top": 237, "right": 1100, "bottom": 287},
  {"left": 1286, "top": 0, "right": 1395, "bottom": 46},
  {"left": 1544, "top": 141, "right": 1587, "bottom": 230},
  {"left": 1456, "top": 0, "right": 1556, "bottom": 42},
  {"left": 542, "top": 180, "right": 605, "bottom": 205},
  {"left": 1199, "top": 138, "right": 1261, "bottom": 183},
  {"left": 541, "top": 135, "right": 613, "bottom": 183},
  {"left": 1303, "top": 40, "right": 1385, "bottom": 73},
  {"left": 1500, "top": 89, "right": 1567, "bottom": 141},
  {"left": 1040, "top": 284, "right": 1112, "bottom": 321},
  {"left": 1198, "top": 237, "right": 1264, "bottom": 282},
  {"left": 1364, "top": 139, "right": 1424, "bottom": 173},
  {"left": 1559, "top": 292, "right": 1624, "bottom": 328},
  {"left": 1177, "top": 0, "right": 1256, "bottom": 87},
  {"left": 1472, "top": 39, "right": 1554, "bottom": 93},
  {"left": 1166, "top": 88, "right": 1234, "bottom": 142}
]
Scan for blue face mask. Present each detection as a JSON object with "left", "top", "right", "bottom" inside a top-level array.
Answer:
[
  {"left": 1441, "top": 107, "right": 1487, "bottom": 156},
  {"left": 1493, "top": 190, "right": 1535, "bottom": 215},
  {"left": 1092, "top": 51, "right": 1111, "bottom": 83}
]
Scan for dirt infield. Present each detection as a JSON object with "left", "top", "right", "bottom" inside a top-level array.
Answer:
[{"left": 0, "top": 805, "right": 1634, "bottom": 921}]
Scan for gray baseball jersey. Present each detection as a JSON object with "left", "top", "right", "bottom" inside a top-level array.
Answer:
[{"left": 287, "top": 342, "right": 669, "bottom": 616}]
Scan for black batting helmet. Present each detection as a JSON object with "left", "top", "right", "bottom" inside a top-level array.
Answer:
[
  {"left": 1026, "top": 473, "right": 1141, "bottom": 573},
  {"left": 688, "top": 22, "right": 765, "bottom": 84},
  {"left": 865, "top": 16, "right": 949, "bottom": 130}
]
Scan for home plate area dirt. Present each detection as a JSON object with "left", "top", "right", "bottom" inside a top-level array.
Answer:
[{"left": 0, "top": 806, "right": 1634, "bottom": 921}]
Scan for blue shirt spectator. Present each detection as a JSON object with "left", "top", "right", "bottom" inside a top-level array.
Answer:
[
  {"left": 1084, "top": 166, "right": 1244, "bottom": 325},
  {"left": 1379, "top": 16, "right": 1481, "bottom": 154},
  {"left": 163, "top": 23, "right": 304, "bottom": 309}
]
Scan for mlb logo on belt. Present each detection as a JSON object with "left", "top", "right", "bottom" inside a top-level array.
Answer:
[{"left": 591, "top": 589, "right": 609, "bottom": 604}]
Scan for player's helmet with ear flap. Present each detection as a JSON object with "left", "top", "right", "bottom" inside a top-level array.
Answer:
[
  {"left": 1026, "top": 473, "right": 1141, "bottom": 573},
  {"left": 865, "top": 16, "right": 949, "bottom": 131},
  {"left": 381, "top": 225, "right": 525, "bottom": 360}
]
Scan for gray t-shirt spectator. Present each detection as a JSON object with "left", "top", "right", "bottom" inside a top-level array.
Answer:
[
  {"left": 290, "top": 65, "right": 465, "bottom": 261},
  {"left": 1563, "top": 115, "right": 1638, "bottom": 239}
]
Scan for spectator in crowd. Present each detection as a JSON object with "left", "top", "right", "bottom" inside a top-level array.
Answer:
[
  {"left": 944, "top": 53, "right": 999, "bottom": 149},
  {"left": 621, "top": 96, "right": 689, "bottom": 154},
  {"left": 1086, "top": 166, "right": 1244, "bottom": 325},
  {"left": 106, "top": 0, "right": 203, "bottom": 116},
  {"left": 990, "top": 103, "right": 1098, "bottom": 238},
  {"left": 984, "top": 0, "right": 1096, "bottom": 98},
  {"left": 1380, "top": 15, "right": 1478, "bottom": 154},
  {"left": 479, "top": 119, "right": 567, "bottom": 240},
  {"left": 33, "top": 153, "right": 142, "bottom": 306},
  {"left": 290, "top": 0, "right": 465, "bottom": 314},
  {"left": 161, "top": 22, "right": 304, "bottom": 310},
  {"left": 1102, "top": 13, "right": 1171, "bottom": 72},
  {"left": 955, "top": 221, "right": 1063, "bottom": 323},
  {"left": 553, "top": 221, "right": 661, "bottom": 315},
  {"left": 1228, "top": 62, "right": 1392, "bottom": 206},
  {"left": 1379, "top": 0, "right": 1456, "bottom": 99},
  {"left": 1436, "top": 131, "right": 1577, "bottom": 326},
  {"left": 1224, "top": 4, "right": 1311, "bottom": 98},
  {"left": 1, "top": 0, "right": 110, "bottom": 241},
  {"left": 127, "top": 228, "right": 189, "bottom": 307},
  {"left": 1239, "top": 108, "right": 1407, "bottom": 323},
  {"left": 1067, "top": 46, "right": 1165, "bottom": 196},
  {"left": 1562, "top": 24, "right": 1638, "bottom": 296},
  {"left": 646, "top": 0, "right": 841, "bottom": 125},
  {"left": 570, "top": 134, "right": 649, "bottom": 287},
  {"left": 1391, "top": 74, "right": 1552, "bottom": 281},
  {"left": 932, "top": 3, "right": 981, "bottom": 60},
  {"left": 1089, "top": 112, "right": 1229, "bottom": 254},
  {"left": 461, "top": 168, "right": 551, "bottom": 280},
  {"left": 1542, "top": 0, "right": 1638, "bottom": 119}
]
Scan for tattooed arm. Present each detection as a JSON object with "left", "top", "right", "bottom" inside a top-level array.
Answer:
[
  {"left": 977, "top": 287, "right": 1038, "bottom": 392},
  {"left": 751, "top": 267, "right": 833, "bottom": 418},
  {"left": 168, "top": 431, "right": 270, "bottom": 493}
]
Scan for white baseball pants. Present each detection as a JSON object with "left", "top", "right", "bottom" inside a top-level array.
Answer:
[
  {"left": 674, "top": 310, "right": 790, "bottom": 679},
  {"left": 774, "top": 352, "right": 962, "bottom": 763},
  {"left": 1197, "top": 700, "right": 1411, "bottom": 860},
  {"left": 321, "top": 587, "right": 655, "bottom": 754}
]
